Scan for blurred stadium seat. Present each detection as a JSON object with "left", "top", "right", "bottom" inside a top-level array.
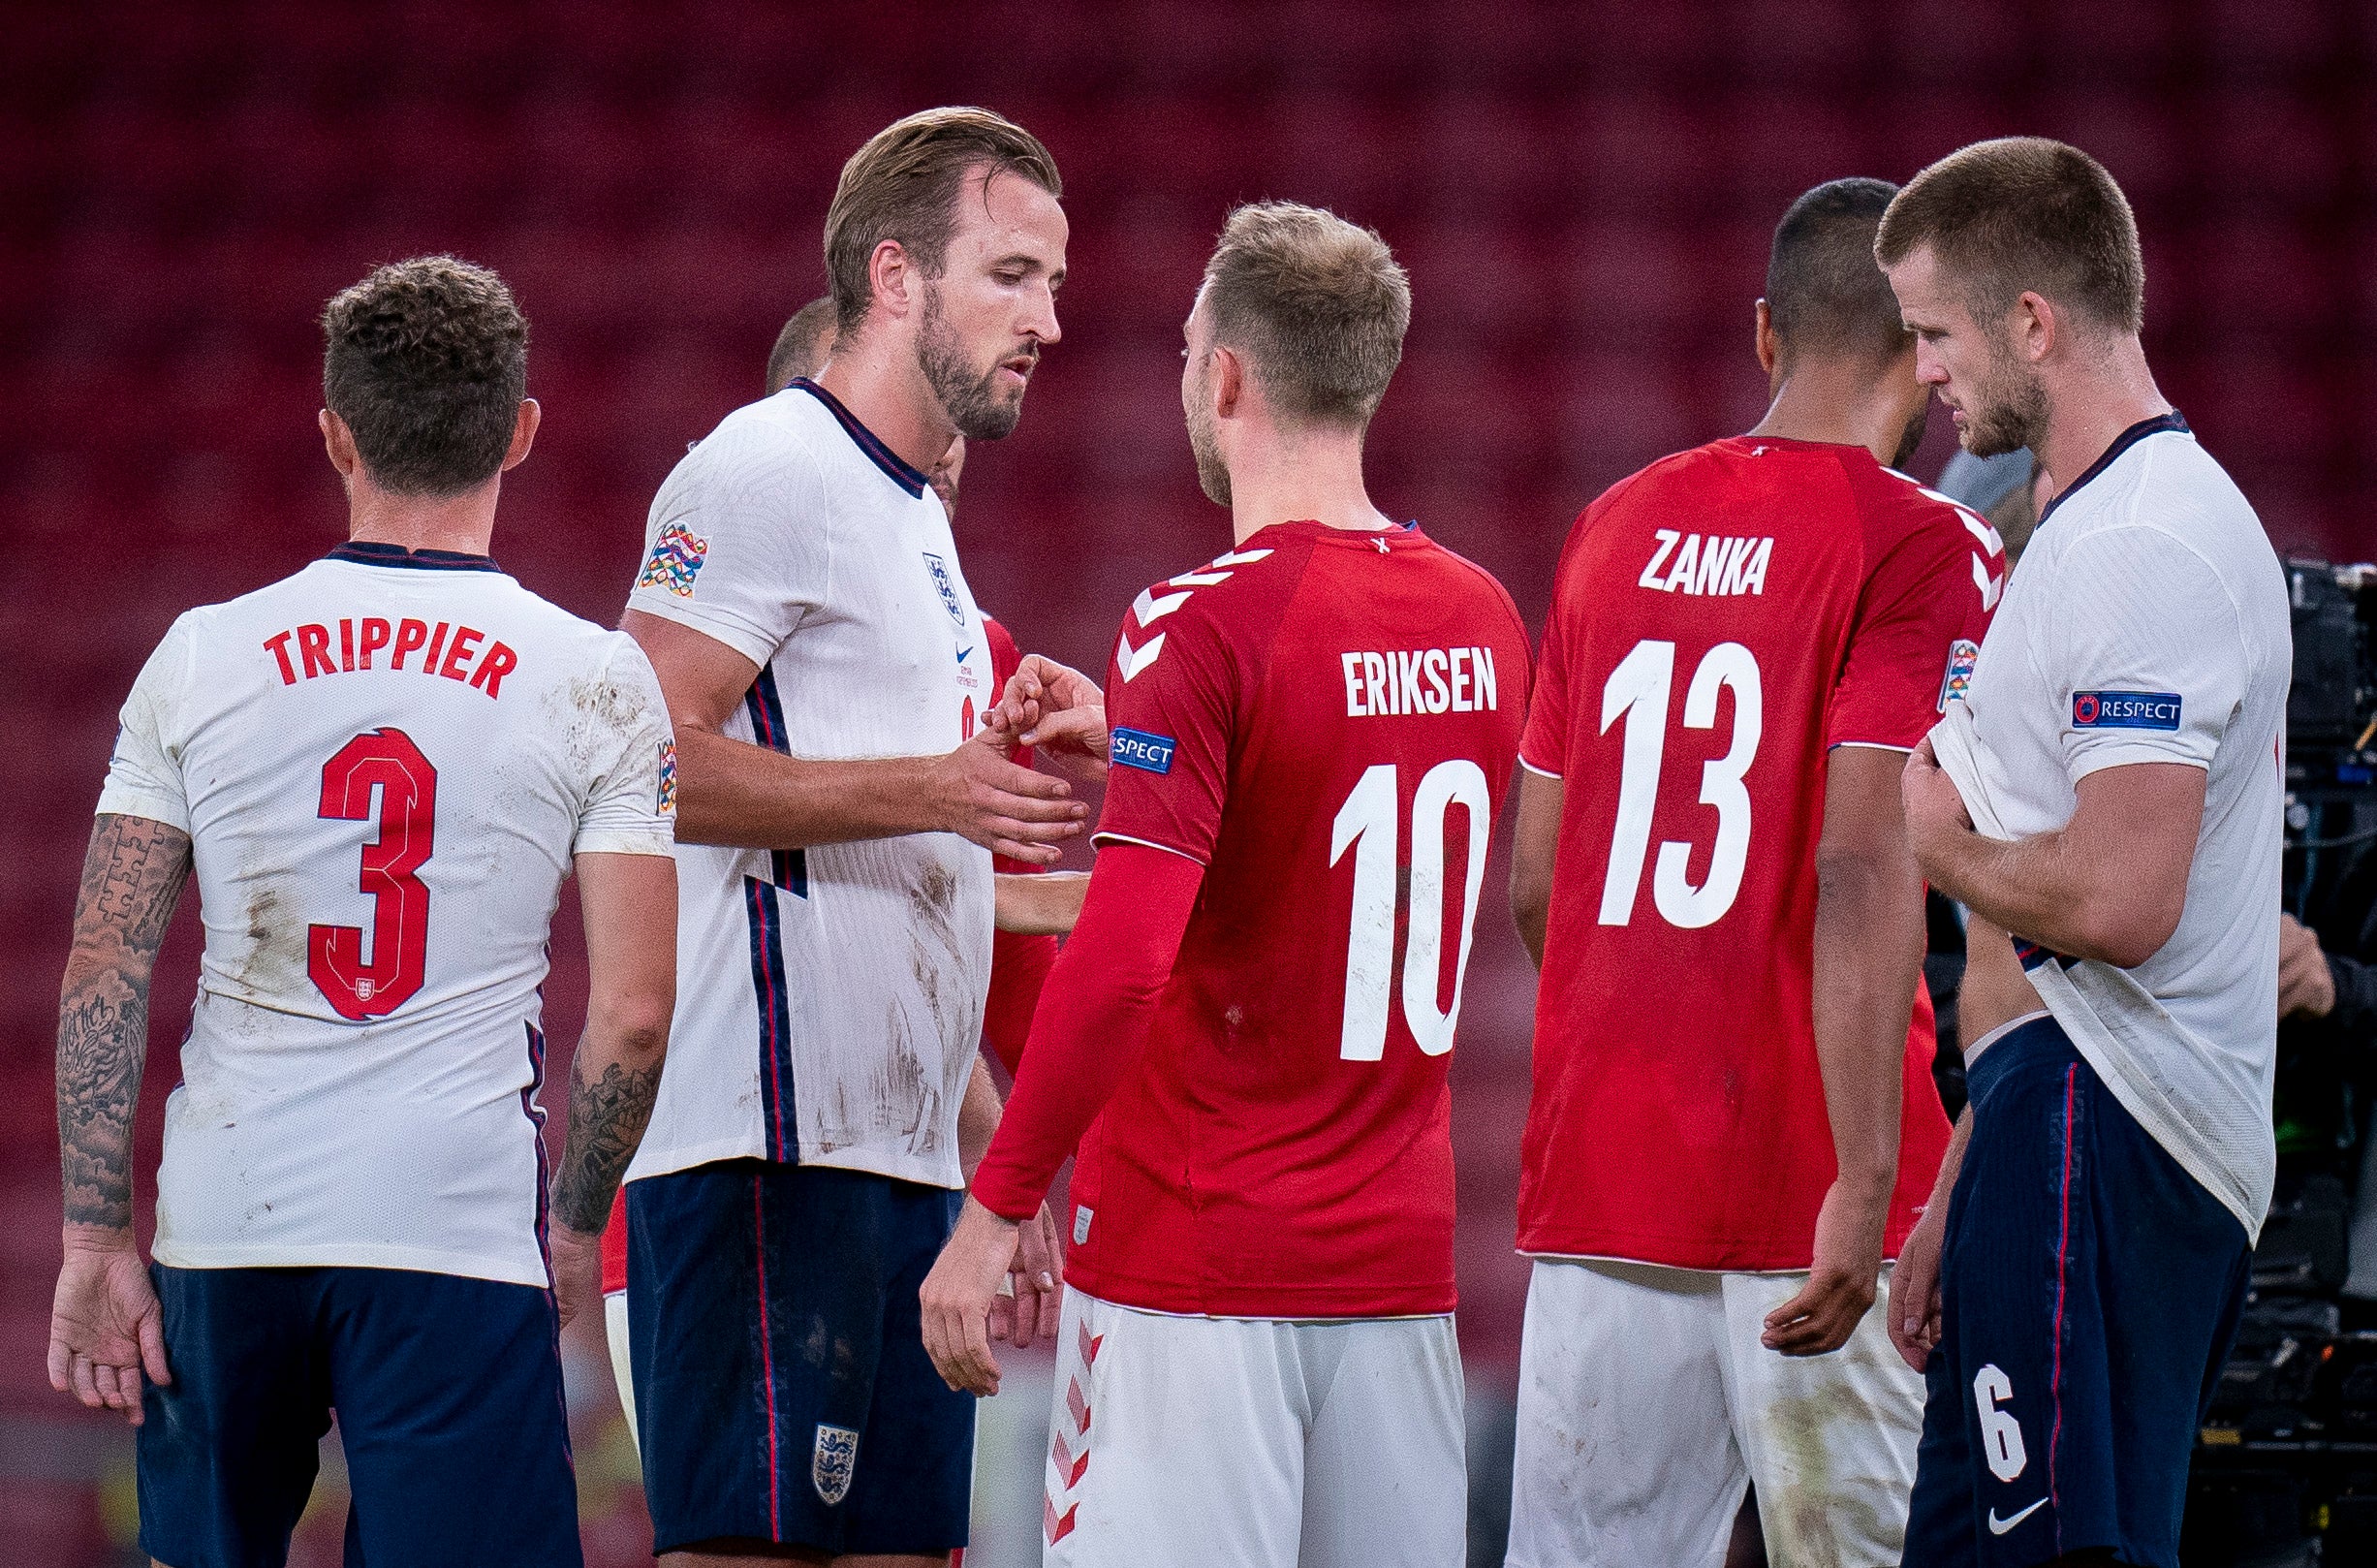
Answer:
[{"left": 0, "top": 5, "right": 2368, "bottom": 1561}]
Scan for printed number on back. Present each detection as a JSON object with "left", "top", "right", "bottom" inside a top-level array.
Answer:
[
  {"left": 1598, "top": 639, "right": 1762, "bottom": 929},
  {"left": 308, "top": 727, "right": 438, "bottom": 1019},
  {"left": 1330, "top": 759, "right": 1492, "bottom": 1060}
]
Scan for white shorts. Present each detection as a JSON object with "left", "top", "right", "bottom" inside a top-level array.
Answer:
[
  {"left": 1506, "top": 1257, "right": 1923, "bottom": 1568},
  {"left": 1044, "top": 1287, "right": 1466, "bottom": 1568},
  {"left": 603, "top": 1289, "right": 640, "bottom": 1457}
]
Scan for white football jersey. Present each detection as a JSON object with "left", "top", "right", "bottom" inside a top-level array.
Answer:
[
  {"left": 1940, "top": 414, "right": 2287, "bottom": 1238},
  {"left": 96, "top": 542, "right": 675, "bottom": 1286},
  {"left": 623, "top": 379, "right": 992, "bottom": 1190}
]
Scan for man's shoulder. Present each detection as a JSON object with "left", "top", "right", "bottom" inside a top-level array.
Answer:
[
  {"left": 2056, "top": 435, "right": 2275, "bottom": 594},
  {"left": 1129, "top": 534, "right": 1309, "bottom": 639},
  {"left": 661, "top": 392, "right": 836, "bottom": 502}
]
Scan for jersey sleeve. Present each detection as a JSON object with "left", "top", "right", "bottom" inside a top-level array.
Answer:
[
  {"left": 624, "top": 426, "right": 829, "bottom": 670},
  {"left": 572, "top": 636, "right": 678, "bottom": 859},
  {"left": 95, "top": 614, "right": 198, "bottom": 831},
  {"left": 1828, "top": 508, "right": 1999, "bottom": 750},
  {"left": 1519, "top": 507, "right": 1599, "bottom": 777},
  {"left": 1090, "top": 603, "right": 1237, "bottom": 865},
  {"left": 2045, "top": 525, "right": 2245, "bottom": 780},
  {"left": 1518, "top": 596, "right": 1571, "bottom": 777}
]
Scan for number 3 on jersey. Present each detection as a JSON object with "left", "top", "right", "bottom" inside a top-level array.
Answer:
[
  {"left": 1331, "top": 759, "right": 1493, "bottom": 1061},
  {"left": 308, "top": 727, "right": 437, "bottom": 1020},
  {"left": 1599, "top": 640, "right": 1763, "bottom": 929}
]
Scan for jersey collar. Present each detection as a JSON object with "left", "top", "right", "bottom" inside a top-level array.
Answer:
[
  {"left": 789, "top": 377, "right": 931, "bottom": 499},
  {"left": 327, "top": 540, "right": 504, "bottom": 573},
  {"left": 2036, "top": 410, "right": 2190, "bottom": 530}
]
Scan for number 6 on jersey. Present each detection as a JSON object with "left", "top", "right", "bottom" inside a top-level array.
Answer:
[{"left": 1331, "top": 759, "right": 1493, "bottom": 1061}]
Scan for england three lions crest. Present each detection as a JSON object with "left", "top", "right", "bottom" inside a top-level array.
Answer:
[
  {"left": 812, "top": 1423, "right": 860, "bottom": 1506},
  {"left": 922, "top": 552, "right": 968, "bottom": 628}
]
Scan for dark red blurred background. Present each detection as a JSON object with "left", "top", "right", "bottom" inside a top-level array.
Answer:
[{"left": 3, "top": 3, "right": 2370, "bottom": 1562}]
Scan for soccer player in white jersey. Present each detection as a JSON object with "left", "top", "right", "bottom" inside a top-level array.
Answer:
[
  {"left": 1880, "top": 141, "right": 2289, "bottom": 1568},
  {"left": 618, "top": 108, "right": 1089, "bottom": 1565},
  {"left": 47, "top": 257, "right": 678, "bottom": 1568}
]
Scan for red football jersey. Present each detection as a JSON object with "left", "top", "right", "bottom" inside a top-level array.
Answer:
[
  {"left": 1518, "top": 438, "right": 2000, "bottom": 1271},
  {"left": 1060, "top": 521, "right": 1530, "bottom": 1317}
]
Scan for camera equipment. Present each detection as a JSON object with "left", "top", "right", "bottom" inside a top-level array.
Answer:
[{"left": 2283, "top": 561, "right": 2377, "bottom": 920}]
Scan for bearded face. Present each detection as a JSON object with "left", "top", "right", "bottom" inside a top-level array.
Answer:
[
  {"left": 918, "top": 281, "right": 1033, "bottom": 442},
  {"left": 1185, "top": 352, "right": 1231, "bottom": 507},
  {"left": 1955, "top": 327, "right": 2050, "bottom": 459}
]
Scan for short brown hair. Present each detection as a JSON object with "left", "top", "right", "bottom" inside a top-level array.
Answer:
[
  {"left": 1203, "top": 202, "right": 1410, "bottom": 428},
  {"left": 1875, "top": 137, "right": 2144, "bottom": 332},
  {"left": 824, "top": 107, "right": 1061, "bottom": 341},
  {"left": 1767, "top": 178, "right": 1908, "bottom": 368},
  {"left": 765, "top": 296, "right": 837, "bottom": 395},
  {"left": 321, "top": 256, "right": 527, "bottom": 495}
]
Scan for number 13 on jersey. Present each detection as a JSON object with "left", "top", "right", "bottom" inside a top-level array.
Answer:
[{"left": 1598, "top": 639, "right": 1763, "bottom": 930}]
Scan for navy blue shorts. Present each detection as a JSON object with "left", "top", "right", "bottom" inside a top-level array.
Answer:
[
  {"left": 137, "top": 1265, "right": 579, "bottom": 1568},
  {"left": 1902, "top": 1017, "right": 2250, "bottom": 1567},
  {"left": 626, "top": 1159, "right": 972, "bottom": 1556}
]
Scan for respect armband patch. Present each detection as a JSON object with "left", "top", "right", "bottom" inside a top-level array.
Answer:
[
  {"left": 2072, "top": 690, "right": 2182, "bottom": 731},
  {"left": 1110, "top": 727, "right": 1176, "bottom": 773}
]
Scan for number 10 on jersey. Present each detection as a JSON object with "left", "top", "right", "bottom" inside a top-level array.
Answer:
[{"left": 1330, "top": 760, "right": 1492, "bottom": 1061}]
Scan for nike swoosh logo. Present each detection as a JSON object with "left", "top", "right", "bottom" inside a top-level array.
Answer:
[
  {"left": 1987, "top": 1498, "right": 2047, "bottom": 1535},
  {"left": 954, "top": 645, "right": 973, "bottom": 663}
]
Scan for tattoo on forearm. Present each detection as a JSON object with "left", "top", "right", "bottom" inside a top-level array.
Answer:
[
  {"left": 549, "top": 1052, "right": 661, "bottom": 1236},
  {"left": 56, "top": 815, "right": 191, "bottom": 1230}
]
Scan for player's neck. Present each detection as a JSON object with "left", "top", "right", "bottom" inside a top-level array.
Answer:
[
  {"left": 815, "top": 337, "right": 958, "bottom": 478},
  {"left": 1223, "top": 433, "right": 1391, "bottom": 546},
  {"left": 344, "top": 474, "right": 500, "bottom": 557},
  {"left": 2034, "top": 335, "right": 2172, "bottom": 499},
  {"left": 1748, "top": 362, "right": 1906, "bottom": 466}
]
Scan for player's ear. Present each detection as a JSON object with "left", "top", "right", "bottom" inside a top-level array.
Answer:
[
  {"left": 1753, "top": 299, "right": 1779, "bottom": 378},
  {"left": 1211, "top": 344, "right": 1244, "bottom": 420},
  {"left": 501, "top": 399, "right": 540, "bottom": 473},
  {"left": 2014, "top": 291, "right": 2055, "bottom": 365},
  {"left": 869, "top": 238, "right": 915, "bottom": 323},
  {"left": 319, "top": 408, "right": 359, "bottom": 481}
]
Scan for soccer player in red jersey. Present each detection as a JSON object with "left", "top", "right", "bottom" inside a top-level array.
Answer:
[
  {"left": 1503, "top": 180, "right": 2004, "bottom": 1568},
  {"left": 921, "top": 203, "right": 1530, "bottom": 1566}
]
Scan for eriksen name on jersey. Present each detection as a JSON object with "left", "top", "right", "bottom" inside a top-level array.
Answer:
[
  {"left": 1341, "top": 646, "right": 1501, "bottom": 718},
  {"left": 1637, "top": 530, "right": 1774, "bottom": 598}
]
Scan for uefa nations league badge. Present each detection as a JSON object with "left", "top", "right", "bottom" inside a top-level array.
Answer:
[
  {"left": 812, "top": 1423, "right": 860, "bottom": 1506},
  {"left": 1937, "top": 638, "right": 1981, "bottom": 712}
]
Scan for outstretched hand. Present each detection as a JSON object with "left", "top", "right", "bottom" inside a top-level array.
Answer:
[
  {"left": 1761, "top": 1179, "right": 1887, "bottom": 1357},
  {"left": 920, "top": 1196, "right": 1030, "bottom": 1396},
  {"left": 1888, "top": 1205, "right": 1947, "bottom": 1372},
  {"left": 48, "top": 1229, "right": 170, "bottom": 1427},
  {"left": 994, "top": 655, "right": 1108, "bottom": 782},
  {"left": 928, "top": 727, "right": 1088, "bottom": 864}
]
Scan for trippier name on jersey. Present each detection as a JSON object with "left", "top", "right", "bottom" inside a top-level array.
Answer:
[{"left": 263, "top": 615, "right": 519, "bottom": 698}]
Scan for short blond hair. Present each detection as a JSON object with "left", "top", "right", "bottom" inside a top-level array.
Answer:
[
  {"left": 1203, "top": 202, "right": 1410, "bottom": 428},
  {"left": 1876, "top": 137, "right": 2144, "bottom": 332},
  {"left": 824, "top": 107, "right": 1061, "bottom": 340}
]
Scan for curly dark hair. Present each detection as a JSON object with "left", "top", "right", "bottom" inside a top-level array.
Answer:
[{"left": 320, "top": 256, "right": 528, "bottom": 496}]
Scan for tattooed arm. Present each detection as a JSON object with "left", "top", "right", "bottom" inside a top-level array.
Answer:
[
  {"left": 49, "top": 812, "right": 191, "bottom": 1426},
  {"left": 547, "top": 850, "right": 676, "bottom": 1330}
]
